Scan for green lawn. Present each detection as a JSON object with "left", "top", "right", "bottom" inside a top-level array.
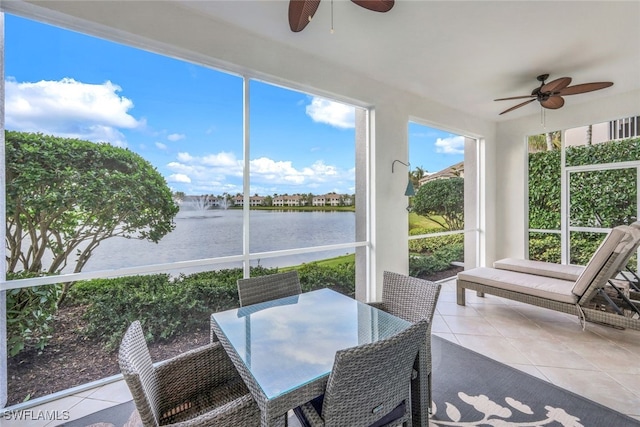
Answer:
[
  {"left": 281, "top": 253, "right": 355, "bottom": 270},
  {"left": 409, "top": 212, "right": 446, "bottom": 232}
]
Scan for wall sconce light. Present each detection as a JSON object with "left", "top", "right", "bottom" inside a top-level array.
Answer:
[{"left": 392, "top": 160, "right": 416, "bottom": 210}]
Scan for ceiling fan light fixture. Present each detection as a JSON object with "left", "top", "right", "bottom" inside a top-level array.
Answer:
[
  {"left": 289, "top": 0, "right": 394, "bottom": 32},
  {"left": 495, "top": 74, "right": 614, "bottom": 116}
]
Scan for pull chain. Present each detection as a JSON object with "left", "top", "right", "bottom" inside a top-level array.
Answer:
[{"left": 330, "top": 0, "right": 334, "bottom": 33}]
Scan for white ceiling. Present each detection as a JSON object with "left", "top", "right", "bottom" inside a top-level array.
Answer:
[{"left": 179, "top": 0, "right": 640, "bottom": 122}]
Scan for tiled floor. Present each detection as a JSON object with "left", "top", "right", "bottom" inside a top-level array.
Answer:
[{"left": 4, "top": 278, "right": 640, "bottom": 426}]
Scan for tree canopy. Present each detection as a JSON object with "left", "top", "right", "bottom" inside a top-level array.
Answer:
[
  {"left": 412, "top": 177, "right": 464, "bottom": 231},
  {"left": 5, "top": 131, "right": 179, "bottom": 275}
]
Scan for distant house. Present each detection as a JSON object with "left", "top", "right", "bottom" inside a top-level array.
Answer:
[
  {"left": 312, "top": 193, "right": 352, "bottom": 206},
  {"left": 419, "top": 161, "right": 464, "bottom": 187},
  {"left": 273, "top": 195, "right": 306, "bottom": 207},
  {"left": 326, "top": 193, "right": 342, "bottom": 206},
  {"left": 312, "top": 195, "right": 326, "bottom": 206},
  {"left": 250, "top": 196, "right": 265, "bottom": 206}
]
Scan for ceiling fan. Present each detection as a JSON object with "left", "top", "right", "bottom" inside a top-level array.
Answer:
[
  {"left": 288, "top": 0, "right": 394, "bottom": 32},
  {"left": 495, "top": 74, "right": 613, "bottom": 115}
]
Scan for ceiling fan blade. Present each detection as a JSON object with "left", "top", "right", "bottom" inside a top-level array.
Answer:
[
  {"left": 541, "top": 96, "right": 565, "bottom": 110},
  {"left": 540, "top": 77, "right": 571, "bottom": 94},
  {"left": 351, "top": 0, "right": 395, "bottom": 12},
  {"left": 557, "top": 82, "right": 614, "bottom": 96},
  {"left": 494, "top": 95, "right": 536, "bottom": 101},
  {"left": 289, "top": 0, "right": 321, "bottom": 32},
  {"left": 499, "top": 99, "right": 536, "bottom": 115}
]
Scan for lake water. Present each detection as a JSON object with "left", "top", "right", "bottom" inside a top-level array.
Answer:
[{"left": 81, "top": 209, "right": 356, "bottom": 274}]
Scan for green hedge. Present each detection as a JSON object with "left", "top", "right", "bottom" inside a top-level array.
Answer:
[
  {"left": 528, "top": 137, "right": 639, "bottom": 265},
  {"left": 67, "top": 263, "right": 356, "bottom": 352},
  {"left": 6, "top": 273, "right": 61, "bottom": 357},
  {"left": 529, "top": 137, "right": 639, "bottom": 230}
]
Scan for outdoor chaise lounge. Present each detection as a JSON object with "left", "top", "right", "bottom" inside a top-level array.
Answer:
[{"left": 457, "top": 224, "right": 640, "bottom": 330}]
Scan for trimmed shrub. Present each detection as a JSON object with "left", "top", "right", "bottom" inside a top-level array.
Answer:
[
  {"left": 6, "top": 275, "right": 61, "bottom": 356},
  {"left": 67, "top": 263, "right": 356, "bottom": 351}
]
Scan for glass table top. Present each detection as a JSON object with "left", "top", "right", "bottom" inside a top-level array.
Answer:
[{"left": 211, "top": 288, "right": 410, "bottom": 400}]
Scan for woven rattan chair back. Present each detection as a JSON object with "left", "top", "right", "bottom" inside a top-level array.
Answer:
[
  {"left": 380, "top": 271, "right": 442, "bottom": 424},
  {"left": 320, "top": 319, "right": 429, "bottom": 427},
  {"left": 237, "top": 270, "right": 301, "bottom": 307},
  {"left": 118, "top": 321, "right": 161, "bottom": 426},
  {"left": 119, "top": 321, "right": 260, "bottom": 427},
  {"left": 381, "top": 271, "right": 441, "bottom": 323}
]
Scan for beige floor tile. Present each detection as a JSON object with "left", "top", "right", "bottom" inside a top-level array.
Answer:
[
  {"left": 506, "top": 337, "right": 598, "bottom": 370},
  {"left": 466, "top": 302, "right": 526, "bottom": 319},
  {"left": 455, "top": 334, "right": 531, "bottom": 365},
  {"left": 537, "top": 366, "right": 640, "bottom": 417},
  {"left": 567, "top": 340, "right": 640, "bottom": 375},
  {"left": 513, "top": 305, "right": 577, "bottom": 323},
  {"left": 435, "top": 289, "right": 458, "bottom": 303},
  {"left": 506, "top": 363, "right": 550, "bottom": 382},
  {"left": 607, "top": 371, "right": 640, "bottom": 400},
  {"left": 436, "top": 301, "right": 480, "bottom": 317},
  {"left": 589, "top": 326, "right": 640, "bottom": 354},
  {"left": 64, "top": 397, "right": 124, "bottom": 424},
  {"left": 532, "top": 319, "right": 607, "bottom": 343},
  {"left": 484, "top": 315, "right": 560, "bottom": 341},
  {"left": 82, "top": 379, "right": 133, "bottom": 404},
  {"left": 441, "top": 315, "right": 502, "bottom": 336},
  {"left": 463, "top": 292, "right": 510, "bottom": 305},
  {"left": 432, "top": 332, "right": 458, "bottom": 344},
  {"left": 430, "top": 314, "right": 453, "bottom": 334}
]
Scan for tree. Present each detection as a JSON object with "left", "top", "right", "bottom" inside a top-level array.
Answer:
[
  {"left": 5, "top": 131, "right": 179, "bottom": 285},
  {"left": 411, "top": 166, "right": 426, "bottom": 188},
  {"left": 412, "top": 177, "right": 464, "bottom": 230},
  {"left": 528, "top": 131, "right": 561, "bottom": 152}
]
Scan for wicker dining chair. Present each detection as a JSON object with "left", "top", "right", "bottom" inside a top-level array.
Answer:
[
  {"left": 369, "top": 271, "right": 442, "bottom": 420},
  {"left": 293, "top": 318, "right": 429, "bottom": 427},
  {"left": 237, "top": 270, "right": 302, "bottom": 307},
  {"left": 118, "top": 321, "right": 260, "bottom": 427}
]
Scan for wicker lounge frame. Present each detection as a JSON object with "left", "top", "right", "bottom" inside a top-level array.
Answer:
[{"left": 457, "top": 225, "right": 640, "bottom": 331}]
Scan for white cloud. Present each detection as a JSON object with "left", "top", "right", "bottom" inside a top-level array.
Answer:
[
  {"left": 251, "top": 157, "right": 305, "bottom": 184},
  {"left": 176, "top": 152, "right": 194, "bottom": 162},
  {"left": 167, "top": 133, "right": 185, "bottom": 141},
  {"left": 168, "top": 174, "right": 191, "bottom": 184},
  {"left": 305, "top": 97, "right": 355, "bottom": 129},
  {"left": 201, "top": 152, "right": 239, "bottom": 168},
  {"left": 434, "top": 135, "right": 465, "bottom": 154},
  {"left": 155, "top": 142, "right": 168, "bottom": 150},
  {"left": 167, "top": 151, "right": 353, "bottom": 195},
  {"left": 5, "top": 77, "right": 141, "bottom": 146}
]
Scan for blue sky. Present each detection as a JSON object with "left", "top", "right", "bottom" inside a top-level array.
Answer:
[{"left": 5, "top": 14, "right": 463, "bottom": 196}]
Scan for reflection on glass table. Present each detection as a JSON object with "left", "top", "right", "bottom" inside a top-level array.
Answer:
[{"left": 211, "top": 288, "right": 411, "bottom": 427}]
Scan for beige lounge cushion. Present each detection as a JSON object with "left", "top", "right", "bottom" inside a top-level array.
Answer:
[
  {"left": 458, "top": 267, "right": 578, "bottom": 304},
  {"left": 611, "top": 225, "right": 640, "bottom": 272},
  {"left": 494, "top": 258, "right": 584, "bottom": 281},
  {"left": 571, "top": 226, "right": 635, "bottom": 297}
]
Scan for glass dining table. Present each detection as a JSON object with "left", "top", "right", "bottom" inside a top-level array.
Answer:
[{"left": 211, "top": 287, "right": 427, "bottom": 427}]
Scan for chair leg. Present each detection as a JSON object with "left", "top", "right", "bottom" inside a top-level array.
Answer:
[{"left": 427, "top": 373, "right": 432, "bottom": 415}]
